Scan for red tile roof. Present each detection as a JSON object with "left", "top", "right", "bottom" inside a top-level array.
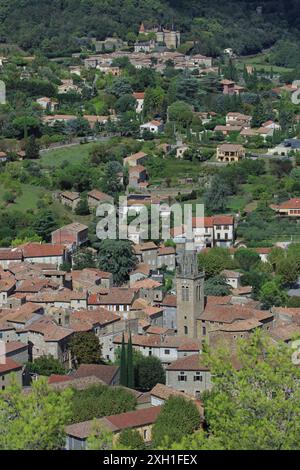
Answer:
[
  {"left": 21, "top": 243, "right": 66, "bottom": 258},
  {"left": 0, "top": 358, "right": 22, "bottom": 374}
]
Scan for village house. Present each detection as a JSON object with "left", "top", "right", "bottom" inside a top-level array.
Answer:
[
  {"left": 0, "top": 277, "right": 16, "bottom": 307},
  {"left": 87, "top": 190, "right": 113, "bottom": 211},
  {"left": 130, "top": 263, "right": 151, "bottom": 286},
  {"left": 69, "top": 308, "right": 134, "bottom": 361},
  {"left": 36, "top": 97, "right": 58, "bottom": 112},
  {"left": 0, "top": 249, "right": 23, "bottom": 269},
  {"left": 123, "top": 151, "right": 148, "bottom": 168},
  {"left": 140, "top": 120, "right": 164, "bottom": 134},
  {"left": 226, "top": 112, "right": 252, "bottom": 127},
  {"left": 216, "top": 143, "right": 246, "bottom": 163},
  {"left": 51, "top": 223, "right": 89, "bottom": 249},
  {"left": 198, "top": 301, "right": 274, "bottom": 346},
  {"left": 220, "top": 79, "right": 245, "bottom": 95},
  {"left": 166, "top": 354, "right": 212, "bottom": 398},
  {"left": 113, "top": 333, "right": 200, "bottom": 367},
  {"left": 58, "top": 79, "right": 81, "bottom": 94},
  {"left": 133, "top": 92, "right": 145, "bottom": 114},
  {"left": 88, "top": 288, "right": 138, "bottom": 316},
  {"left": 0, "top": 357, "right": 23, "bottom": 390},
  {"left": 271, "top": 198, "right": 300, "bottom": 217},
  {"left": 17, "top": 316, "right": 73, "bottom": 366},
  {"left": 65, "top": 406, "right": 162, "bottom": 450},
  {"left": 128, "top": 165, "right": 149, "bottom": 189},
  {"left": 190, "top": 215, "right": 235, "bottom": 249},
  {"left": 133, "top": 243, "right": 176, "bottom": 271},
  {"left": 60, "top": 191, "right": 81, "bottom": 211},
  {"left": 221, "top": 270, "right": 242, "bottom": 289},
  {"left": 19, "top": 243, "right": 67, "bottom": 268},
  {"left": 132, "top": 278, "right": 163, "bottom": 304},
  {"left": 27, "top": 290, "right": 88, "bottom": 311},
  {"left": 73, "top": 364, "right": 120, "bottom": 385},
  {"left": 71, "top": 268, "right": 113, "bottom": 291}
]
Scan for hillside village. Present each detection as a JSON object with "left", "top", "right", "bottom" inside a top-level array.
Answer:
[{"left": 1, "top": 4, "right": 300, "bottom": 451}]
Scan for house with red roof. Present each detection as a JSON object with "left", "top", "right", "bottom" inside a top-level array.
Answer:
[
  {"left": 140, "top": 120, "right": 164, "bottom": 134},
  {"left": 133, "top": 91, "right": 145, "bottom": 113},
  {"left": 65, "top": 406, "right": 162, "bottom": 450},
  {"left": 271, "top": 198, "right": 300, "bottom": 217}
]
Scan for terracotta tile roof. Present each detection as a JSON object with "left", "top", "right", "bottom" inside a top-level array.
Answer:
[
  {"left": 133, "top": 92, "right": 145, "bottom": 100},
  {"left": 221, "top": 270, "right": 241, "bottom": 279},
  {"left": 48, "top": 374, "right": 73, "bottom": 384},
  {"left": 60, "top": 191, "right": 80, "bottom": 201},
  {"left": 4, "top": 341, "right": 28, "bottom": 354},
  {"left": 146, "top": 326, "right": 170, "bottom": 335},
  {"left": 88, "top": 190, "right": 113, "bottom": 202},
  {"left": 232, "top": 286, "right": 253, "bottom": 296},
  {"left": 206, "top": 296, "right": 232, "bottom": 305},
  {"left": 160, "top": 295, "right": 177, "bottom": 307},
  {"left": 215, "top": 318, "right": 262, "bottom": 332},
  {"left": 25, "top": 317, "right": 73, "bottom": 341},
  {"left": 66, "top": 406, "right": 162, "bottom": 439},
  {"left": 270, "top": 323, "right": 300, "bottom": 342},
  {"left": 131, "top": 263, "right": 151, "bottom": 276},
  {"left": 166, "top": 354, "right": 209, "bottom": 371},
  {"left": 74, "top": 364, "right": 119, "bottom": 385},
  {"left": 21, "top": 243, "right": 66, "bottom": 258},
  {"left": 3, "top": 302, "right": 43, "bottom": 324},
  {"left": 88, "top": 288, "right": 137, "bottom": 306},
  {"left": 71, "top": 308, "right": 120, "bottom": 327},
  {"left": 158, "top": 246, "right": 176, "bottom": 256},
  {"left": 27, "top": 289, "right": 87, "bottom": 303},
  {"left": 202, "top": 303, "right": 273, "bottom": 323},
  {"left": 213, "top": 215, "right": 234, "bottom": 225},
  {"left": 254, "top": 247, "right": 272, "bottom": 255},
  {"left": 0, "top": 278, "right": 15, "bottom": 292},
  {"left": 16, "top": 278, "right": 59, "bottom": 293},
  {"left": 150, "top": 383, "right": 204, "bottom": 414},
  {"left": 142, "top": 306, "right": 163, "bottom": 317},
  {"left": 276, "top": 198, "right": 300, "bottom": 210},
  {"left": 50, "top": 375, "right": 105, "bottom": 391},
  {"left": 0, "top": 249, "right": 23, "bottom": 261},
  {"left": 132, "top": 279, "right": 162, "bottom": 290},
  {"left": 0, "top": 358, "right": 22, "bottom": 374}
]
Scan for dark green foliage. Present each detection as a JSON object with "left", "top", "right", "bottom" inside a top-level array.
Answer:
[
  {"left": 72, "top": 248, "right": 96, "bottom": 270},
  {"left": 134, "top": 355, "right": 166, "bottom": 391},
  {"left": 97, "top": 239, "right": 137, "bottom": 285},
  {"left": 69, "top": 332, "right": 103, "bottom": 367},
  {"left": 24, "top": 135, "right": 40, "bottom": 160},
  {"left": 152, "top": 396, "right": 200, "bottom": 448},
  {"left": 26, "top": 356, "right": 65, "bottom": 377},
  {"left": 69, "top": 385, "right": 136, "bottom": 424},
  {"left": 204, "top": 275, "right": 232, "bottom": 297},
  {"left": 33, "top": 210, "right": 58, "bottom": 242},
  {"left": 117, "top": 429, "right": 146, "bottom": 450}
]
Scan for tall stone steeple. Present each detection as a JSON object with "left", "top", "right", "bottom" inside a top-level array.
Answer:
[{"left": 176, "top": 249, "right": 205, "bottom": 339}]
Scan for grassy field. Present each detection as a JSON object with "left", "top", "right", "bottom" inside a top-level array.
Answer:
[
  {"left": 40, "top": 142, "right": 96, "bottom": 168},
  {"left": 234, "top": 53, "right": 293, "bottom": 74},
  {"left": 0, "top": 183, "right": 50, "bottom": 212}
]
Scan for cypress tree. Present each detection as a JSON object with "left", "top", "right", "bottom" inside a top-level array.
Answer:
[
  {"left": 127, "top": 332, "right": 134, "bottom": 389},
  {"left": 120, "top": 333, "right": 127, "bottom": 387}
]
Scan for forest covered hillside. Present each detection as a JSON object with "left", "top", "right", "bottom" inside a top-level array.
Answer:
[{"left": 0, "top": 0, "right": 299, "bottom": 58}]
